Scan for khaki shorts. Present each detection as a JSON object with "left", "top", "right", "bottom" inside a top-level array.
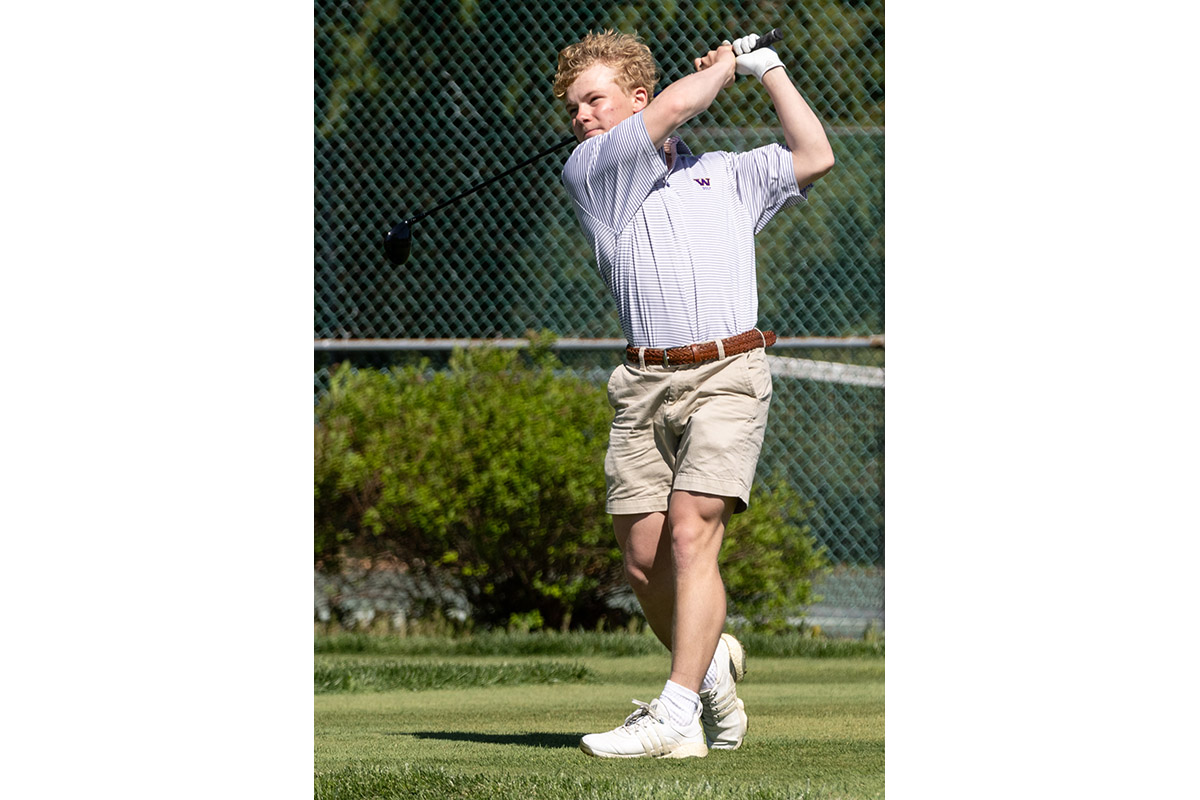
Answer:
[{"left": 604, "top": 348, "right": 772, "bottom": 515}]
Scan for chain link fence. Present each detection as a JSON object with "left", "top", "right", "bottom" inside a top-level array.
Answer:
[{"left": 314, "top": 0, "right": 884, "bottom": 636}]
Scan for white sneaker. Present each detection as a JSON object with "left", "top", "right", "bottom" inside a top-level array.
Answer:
[
  {"left": 699, "top": 632, "right": 748, "bottom": 750},
  {"left": 579, "top": 698, "right": 708, "bottom": 759}
]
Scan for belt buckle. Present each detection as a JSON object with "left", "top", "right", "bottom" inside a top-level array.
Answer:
[{"left": 662, "top": 349, "right": 670, "bottom": 368}]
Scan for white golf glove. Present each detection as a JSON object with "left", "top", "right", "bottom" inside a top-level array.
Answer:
[{"left": 733, "top": 34, "right": 784, "bottom": 81}]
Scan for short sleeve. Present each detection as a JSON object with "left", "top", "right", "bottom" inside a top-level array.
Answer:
[
  {"left": 729, "top": 143, "right": 810, "bottom": 234},
  {"left": 560, "top": 111, "right": 666, "bottom": 234}
]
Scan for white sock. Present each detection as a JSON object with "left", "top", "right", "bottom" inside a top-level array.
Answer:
[
  {"left": 659, "top": 680, "right": 701, "bottom": 728},
  {"left": 700, "top": 650, "right": 721, "bottom": 692}
]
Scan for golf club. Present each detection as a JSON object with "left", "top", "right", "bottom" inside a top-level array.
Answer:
[
  {"left": 384, "top": 135, "right": 576, "bottom": 265},
  {"left": 383, "top": 28, "right": 784, "bottom": 266}
]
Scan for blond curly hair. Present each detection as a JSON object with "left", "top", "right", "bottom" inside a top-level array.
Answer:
[{"left": 553, "top": 30, "right": 659, "bottom": 100}]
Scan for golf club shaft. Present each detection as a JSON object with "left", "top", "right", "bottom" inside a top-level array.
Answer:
[{"left": 409, "top": 136, "right": 577, "bottom": 224}]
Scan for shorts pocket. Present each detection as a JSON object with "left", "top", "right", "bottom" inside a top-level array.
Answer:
[
  {"left": 740, "top": 351, "right": 773, "bottom": 401},
  {"left": 606, "top": 363, "right": 629, "bottom": 409}
]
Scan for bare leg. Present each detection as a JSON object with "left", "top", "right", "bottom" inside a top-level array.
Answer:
[
  {"left": 613, "top": 512, "right": 674, "bottom": 649},
  {"left": 665, "top": 490, "right": 734, "bottom": 693}
]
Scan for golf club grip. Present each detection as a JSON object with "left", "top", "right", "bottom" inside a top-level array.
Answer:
[{"left": 752, "top": 28, "right": 784, "bottom": 50}]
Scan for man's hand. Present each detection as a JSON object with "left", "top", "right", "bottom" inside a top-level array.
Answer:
[
  {"left": 733, "top": 34, "right": 784, "bottom": 81},
  {"left": 693, "top": 41, "right": 736, "bottom": 89}
]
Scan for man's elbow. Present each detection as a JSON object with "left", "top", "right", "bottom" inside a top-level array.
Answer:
[
  {"left": 815, "top": 149, "right": 836, "bottom": 180},
  {"left": 797, "top": 148, "right": 835, "bottom": 185}
]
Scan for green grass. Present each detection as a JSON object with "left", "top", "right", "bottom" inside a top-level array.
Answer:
[
  {"left": 315, "top": 641, "right": 884, "bottom": 799},
  {"left": 315, "top": 764, "right": 867, "bottom": 799},
  {"left": 315, "top": 630, "right": 883, "bottom": 659},
  {"left": 316, "top": 659, "right": 594, "bottom": 693}
]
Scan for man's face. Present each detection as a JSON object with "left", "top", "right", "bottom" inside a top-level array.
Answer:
[{"left": 564, "top": 63, "right": 648, "bottom": 143}]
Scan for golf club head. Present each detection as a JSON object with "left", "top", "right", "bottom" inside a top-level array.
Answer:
[{"left": 384, "top": 219, "right": 413, "bottom": 265}]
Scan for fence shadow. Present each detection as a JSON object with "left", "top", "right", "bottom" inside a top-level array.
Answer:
[{"left": 395, "top": 730, "right": 581, "bottom": 749}]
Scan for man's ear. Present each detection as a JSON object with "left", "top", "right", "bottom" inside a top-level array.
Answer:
[{"left": 631, "top": 86, "right": 649, "bottom": 111}]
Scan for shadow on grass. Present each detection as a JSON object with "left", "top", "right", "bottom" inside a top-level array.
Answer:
[{"left": 396, "top": 730, "right": 581, "bottom": 749}]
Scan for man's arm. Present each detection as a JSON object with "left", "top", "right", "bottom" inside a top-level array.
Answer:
[
  {"left": 762, "top": 69, "right": 835, "bottom": 188},
  {"left": 735, "top": 36, "right": 835, "bottom": 188},
  {"left": 640, "top": 43, "right": 737, "bottom": 150}
]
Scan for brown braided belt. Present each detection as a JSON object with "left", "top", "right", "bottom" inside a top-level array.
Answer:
[{"left": 626, "top": 329, "right": 777, "bottom": 368}]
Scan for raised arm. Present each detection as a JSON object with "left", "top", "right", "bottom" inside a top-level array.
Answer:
[
  {"left": 734, "top": 35, "right": 835, "bottom": 188},
  {"left": 640, "top": 43, "right": 737, "bottom": 149}
]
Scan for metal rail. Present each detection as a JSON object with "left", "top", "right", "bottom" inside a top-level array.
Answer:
[{"left": 314, "top": 336, "right": 884, "bottom": 352}]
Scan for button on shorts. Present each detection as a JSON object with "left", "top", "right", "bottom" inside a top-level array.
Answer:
[{"left": 604, "top": 348, "right": 772, "bottom": 515}]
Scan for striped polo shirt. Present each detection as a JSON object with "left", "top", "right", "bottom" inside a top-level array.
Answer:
[{"left": 561, "top": 110, "right": 808, "bottom": 348}]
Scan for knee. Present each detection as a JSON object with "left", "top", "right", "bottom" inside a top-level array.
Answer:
[{"left": 670, "top": 522, "right": 721, "bottom": 574}]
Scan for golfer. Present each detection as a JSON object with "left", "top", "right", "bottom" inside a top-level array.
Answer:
[{"left": 554, "top": 30, "right": 834, "bottom": 759}]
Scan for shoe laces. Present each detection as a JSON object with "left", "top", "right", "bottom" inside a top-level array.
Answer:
[
  {"left": 622, "top": 699, "right": 660, "bottom": 729},
  {"left": 699, "top": 680, "right": 730, "bottom": 726}
]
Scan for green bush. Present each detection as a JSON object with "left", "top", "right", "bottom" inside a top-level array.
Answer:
[
  {"left": 315, "top": 338, "right": 829, "bottom": 630},
  {"left": 721, "top": 479, "right": 830, "bottom": 632},
  {"left": 315, "top": 338, "right": 621, "bottom": 630}
]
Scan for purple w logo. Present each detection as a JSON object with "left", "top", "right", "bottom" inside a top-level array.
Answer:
[{"left": 693, "top": 178, "right": 711, "bottom": 187}]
